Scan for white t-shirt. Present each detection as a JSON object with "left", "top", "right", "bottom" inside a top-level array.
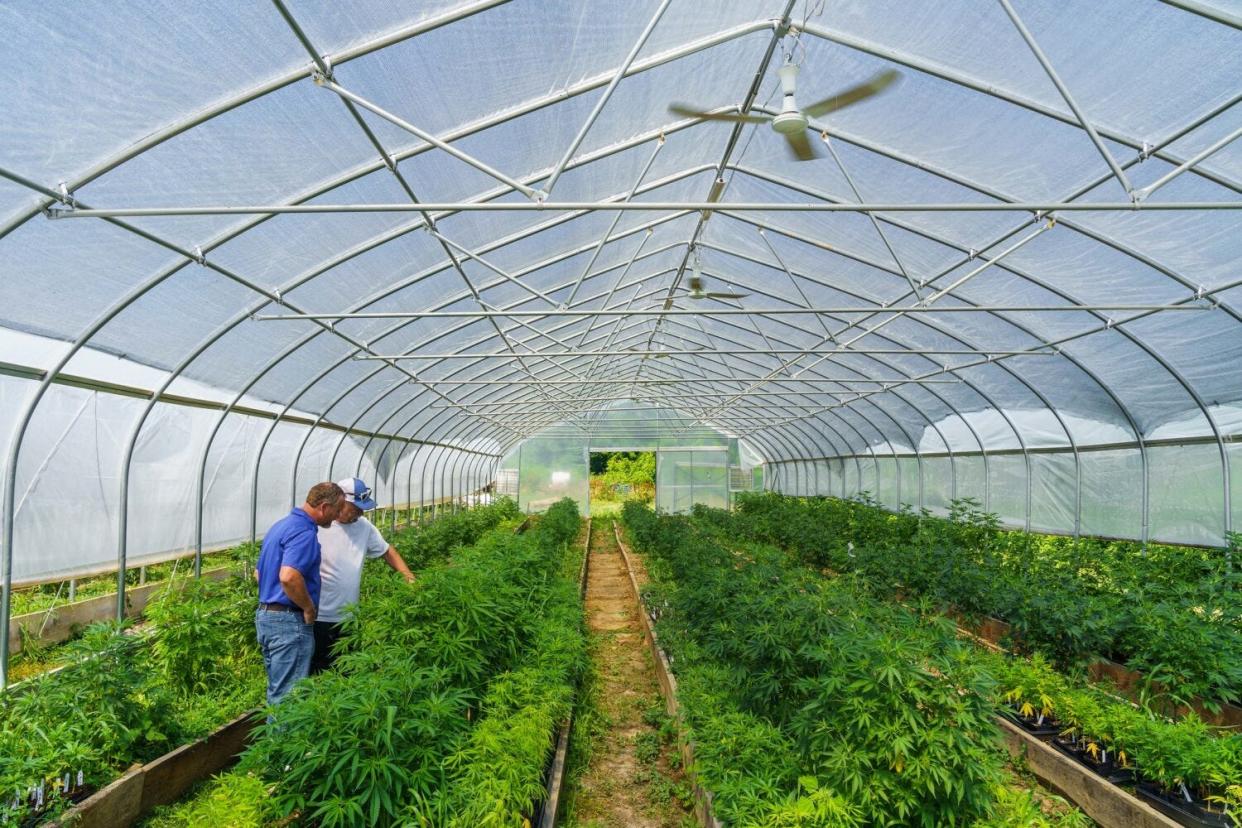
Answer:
[{"left": 316, "top": 516, "right": 389, "bottom": 623}]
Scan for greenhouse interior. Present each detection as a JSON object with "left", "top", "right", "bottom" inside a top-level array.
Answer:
[{"left": 1, "top": 0, "right": 1240, "bottom": 826}]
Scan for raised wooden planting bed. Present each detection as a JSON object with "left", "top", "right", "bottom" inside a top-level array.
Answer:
[
  {"left": 1086, "top": 659, "right": 1242, "bottom": 729},
  {"left": 535, "top": 518, "right": 591, "bottom": 828},
  {"left": 997, "top": 716, "right": 1178, "bottom": 828},
  {"left": 49, "top": 711, "right": 259, "bottom": 828},
  {"left": 945, "top": 610, "right": 1242, "bottom": 728},
  {"left": 613, "top": 523, "right": 722, "bottom": 828},
  {"left": 8, "top": 565, "right": 234, "bottom": 655}
]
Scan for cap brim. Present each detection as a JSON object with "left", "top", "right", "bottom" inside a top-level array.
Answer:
[{"left": 354, "top": 497, "right": 377, "bottom": 511}]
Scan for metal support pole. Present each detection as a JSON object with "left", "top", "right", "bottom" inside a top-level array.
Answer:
[
  {"left": 430, "top": 231, "right": 559, "bottom": 306},
  {"left": 426, "top": 447, "right": 441, "bottom": 523},
  {"left": 449, "top": 451, "right": 459, "bottom": 515},
  {"left": 1134, "top": 125, "right": 1242, "bottom": 201},
  {"left": 391, "top": 446, "right": 402, "bottom": 533},
  {"left": 1159, "top": 0, "right": 1242, "bottom": 27},
  {"left": 996, "top": 0, "right": 1133, "bottom": 195},
  {"left": 317, "top": 79, "right": 545, "bottom": 201},
  {"left": 562, "top": 138, "right": 665, "bottom": 308},
  {"left": 353, "top": 346, "right": 1067, "bottom": 358},
  {"left": 471, "top": 453, "right": 487, "bottom": 507},
  {"left": 51, "top": 199, "right": 1242, "bottom": 219},
  {"left": 406, "top": 445, "right": 422, "bottom": 526},
  {"left": 418, "top": 447, "right": 429, "bottom": 525},
  {"left": 452, "top": 454, "right": 461, "bottom": 514},
  {"left": 432, "top": 447, "right": 445, "bottom": 521},
  {"left": 542, "top": 0, "right": 673, "bottom": 195},
  {"left": 442, "top": 452, "right": 454, "bottom": 516}
]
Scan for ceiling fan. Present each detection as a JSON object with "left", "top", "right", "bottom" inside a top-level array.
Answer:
[
  {"left": 675, "top": 249, "right": 749, "bottom": 301},
  {"left": 670, "top": 63, "right": 899, "bottom": 161},
  {"left": 684, "top": 274, "right": 748, "bottom": 300}
]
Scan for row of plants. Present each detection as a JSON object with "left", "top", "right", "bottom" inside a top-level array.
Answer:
[
  {"left": 989, "top": 652, "right": 1241, "bottom": 825},
  {"left": 9, "top": 494, "right": 518, "bottom": 624},
  {"left": 623, "top": 502, "right": 1074, "bottom": 827},
  {"left": 387, "top": 495, "right": 523, "bottom": 570},
  {"left": 690, "top": 500, "right": 1242, "bottom": 826},
  {"left": 9, "top": 545, "right": 251, "bottom": 619},
  {"left": 721, "top": 492, "right": 1242, "bottom": 711},
  {"left": 2, "top": 500, "right": 522, "bottom": 825},
  {"left": 7, "top": 545, "right": 260, "bottom": 686},
  {"left": 12, "top": 497, "right": 518, "bottom": 672},
  {"left": 0, "top": 568, "right": 265, "bottom": 825},
  {"left": 145, "top": 497, "right": 585, "bottom": 827}
]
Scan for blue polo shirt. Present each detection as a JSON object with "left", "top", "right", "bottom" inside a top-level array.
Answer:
[{"left": 256, "top": 508, "right": 321, "bottom": 607}]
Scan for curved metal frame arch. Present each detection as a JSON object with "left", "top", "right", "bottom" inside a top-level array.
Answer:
[
  {"left": 727, "top": 127, "right": 1217, "bottom": 533},
  {"left": 694, "top": 225, "right": 1065, "bottom": 527},
  {"left": 614, "top": 239, "right": 1037, "bottom": 516},
  {"left": 720, "top": 168, "right": 1152, "bottom": 532},
  {"left": 3, "top": 7, "right": 1238, "bottom": 687}
]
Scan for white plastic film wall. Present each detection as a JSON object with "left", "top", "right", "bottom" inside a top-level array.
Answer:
[
  {"left": 769, "top": 438, "right": 1239, "bottom": 547},
  {"left": 0, "top": 374, "right": 489, "bottom": 584}
]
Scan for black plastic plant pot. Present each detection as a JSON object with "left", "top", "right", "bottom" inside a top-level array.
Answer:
[
  {"left": 1001, "top": 704, "right": 1062, "bottom": 737},
  {"left": 1050, "top": 736, "right": 1135, "bottom": 785},
  {"left": 1136, "top": 781, "right": 1233, "bottom": 828}
]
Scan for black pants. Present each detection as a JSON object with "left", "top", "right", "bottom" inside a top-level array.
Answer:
[{"left": 309, "top": 620, "right": 346, "bottom": 675}]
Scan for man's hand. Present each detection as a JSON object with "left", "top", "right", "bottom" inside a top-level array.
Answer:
[
  {"left": 279, "top": 565, "right": 317, "bottom": 625},
  {"left": 384, "top": 546, "right": 416, "bottom": 584}
]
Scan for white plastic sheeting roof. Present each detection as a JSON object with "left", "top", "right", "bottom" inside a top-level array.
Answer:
[{"left": 1, "top": 0, "right": 1241, "bottom": 584}]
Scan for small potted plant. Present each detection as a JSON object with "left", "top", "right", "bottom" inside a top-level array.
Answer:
[
  {"left": 1051, "top": 690, "right": 1137, "bottom": 785},
  {"left": 998, "top": 654, "right": 1067, "bottom": 737},
  {"left": 1131, "top": 715, "right": 1236, "bottom": 828}
]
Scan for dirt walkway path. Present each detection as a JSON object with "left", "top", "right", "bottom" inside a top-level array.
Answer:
[{"left": 564, "top": 520, "right": 691, "bottom": 828}]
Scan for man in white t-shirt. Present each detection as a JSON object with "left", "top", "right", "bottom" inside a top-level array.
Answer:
[{"left": 310, "top": 477, "right": 415, "bottom": 674}]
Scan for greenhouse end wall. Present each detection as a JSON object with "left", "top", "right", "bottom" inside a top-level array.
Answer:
[{"left": 508, "top": 429, "right": 759, "bottom": 517}]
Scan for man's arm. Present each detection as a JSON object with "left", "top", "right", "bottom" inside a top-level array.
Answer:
[
  {"left": 279, "top": 566, "right": 317, "bottom": 624},
  {"left": 383, "top": 546, "right": 415, "bottom": 583}
]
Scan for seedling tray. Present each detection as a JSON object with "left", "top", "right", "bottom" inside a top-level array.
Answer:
[
  {"left": 1051, "top": 736, "right": 1136, "bottom": 785},
  {"left": 1000, "top": 705, "right": 1063, "bottom": 737},
  {"left": 1135, "top": 782, "right": 1233, "bottom": 828}
]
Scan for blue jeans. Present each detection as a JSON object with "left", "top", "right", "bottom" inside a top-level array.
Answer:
[{"left": 255, "top": 608, "right": 314, "bottom": 708}]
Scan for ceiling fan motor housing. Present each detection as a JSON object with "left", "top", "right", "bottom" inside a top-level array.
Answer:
[
  {"left": 772, "top": 109, "right": 808, "bottom": 134},
  {"left": 773, "top": 62, "right": 808, "bottom": 133}
]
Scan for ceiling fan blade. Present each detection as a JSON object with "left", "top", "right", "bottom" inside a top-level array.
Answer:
[
  {"left": 802, "top": 69, "right": 900, "bottom": 118},
  {"left": 784, "top": 129, "right": 821, "bottom": 161},
  {"left": 669, "top": 103, "right": 769, "bottom": 124},
  {"left": 705, "top": 292, "right": 750, "bottom": 300}
]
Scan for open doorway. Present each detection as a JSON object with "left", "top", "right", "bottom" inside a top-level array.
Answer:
[{"left": 589, "top": 451, "right": 655, "bottom": 517}]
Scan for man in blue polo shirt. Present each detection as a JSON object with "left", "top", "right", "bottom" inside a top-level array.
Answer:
[{"left": 255, "top": 481, "right": 344, "bottom": 707}]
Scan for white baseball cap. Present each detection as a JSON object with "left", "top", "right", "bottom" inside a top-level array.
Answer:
[{"left": 336, "top": 477, "right": 377, "bottom": 511}]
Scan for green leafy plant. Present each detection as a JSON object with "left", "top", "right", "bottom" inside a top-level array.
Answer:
[
  {"left": 723, "top": 492, "right": 1242, "bottom": 708},
  {"left": 0, "top": 559, "right": 266, "bottom": 826},
  {"left": 239, "top": 498, "right": 584, "bottom": 827},
  {"left": 624, "top": 503, "right": 1006, "bottom": 826},
  {"left": 143, "top": 770, "right": 275, "bottom": 828},
  {"left": 145, "top": 575, "right": 256, "bottom": 695}
]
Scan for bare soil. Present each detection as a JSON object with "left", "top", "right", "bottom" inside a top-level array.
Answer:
[{"left": 563, "top": 520, "right": 692, "bottom": 828}]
